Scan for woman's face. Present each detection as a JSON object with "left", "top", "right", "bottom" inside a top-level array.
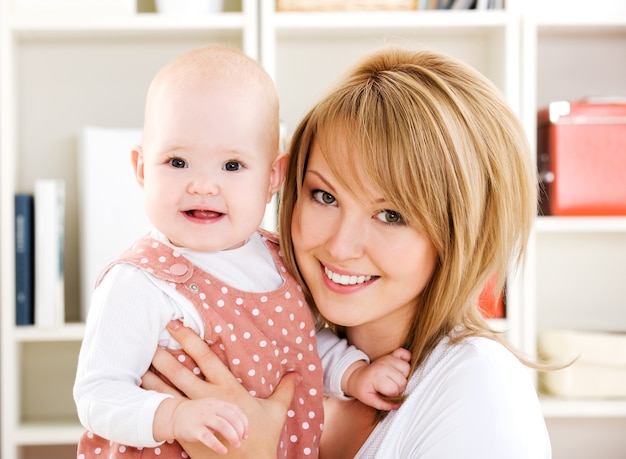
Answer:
[{"left": 291, "top": 139, "right": 438, "bottom": 341}]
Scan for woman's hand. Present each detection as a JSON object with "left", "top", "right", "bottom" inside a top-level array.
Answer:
[{"left": 142, "top": 320, "right": 299, "bottom": 458}]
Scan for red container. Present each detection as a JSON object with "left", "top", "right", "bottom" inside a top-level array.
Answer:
[{"left": 537, "top": 100, "right": 626, "bottom": 216}]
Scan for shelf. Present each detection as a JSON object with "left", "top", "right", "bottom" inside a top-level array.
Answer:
[
  {"left": 14, "top": 323, "right": 85, "bottom": 342},
  {"left": 7, "top": 12, "right": 247, "bottom": 38},
  {"left": 271, "top": 10, "right": 512, "bottom": 41},
  {"left": 15, "top": 421, "right": 83, "bottom": 445},
  {"left": 541, "top": 397, "right": 626, "bottom": 418},
  {"left": 535, "top": 216, "right": 626, "bottom": 233}
]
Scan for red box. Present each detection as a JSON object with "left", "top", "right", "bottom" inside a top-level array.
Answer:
[{"left": 537, "top": 100, "right": 626, "bottom": 216}]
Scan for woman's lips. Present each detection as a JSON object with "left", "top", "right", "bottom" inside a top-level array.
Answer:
[{"left": 323, "top": 266, "right": 373, "bottom": 286}]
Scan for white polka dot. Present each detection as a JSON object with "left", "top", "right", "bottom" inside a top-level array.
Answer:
[
  {"left": 283, "top": 346, "right": 290, "bottom": 353},
  {"left": 228, "top": 323, "right": 234, "bottom": 330},
  {"left": 253, "top": 354, "right": 260, "bottom": 362},
  {"left": 154, "top": 447, "right": 161, "bottom": 455},
  {"left": 299, "top": 322, "right": 306, "bottom": 329},
  {"left": 215, "top": 325, "right": 222, "bottom": 333},
  {"left": 308, "top": 363, "right": 317, "bottom": 371},
  {"left": 217, "top": 299, "right": 225, "bottom": 307},
  {"left": 243, "top": 331, "right": 251, "bottom": 339},
  {"left": 259, "top": 340, "right": 267, "bottom": 347},
  {"left": 282, "top": 328, "right": 288, "bottom": 336},
  {"left": 140, "top": 257, "right": 149, "bottom": 264},
  {"left": 151, "top": 242, "right": 159, "bottom": 248},
  {"left": 232, "top": 358, "right": 240, "bottom": 365},
  {"left": 309, "top": 388, "right": 318, "bottom": 396},
  {"left": 287, "top": 409, "right": 295, "bottom": 418},
  {"left": 249, "top": 390, "right": 257, "bottom": 396},
  {"left": 119, "top": 445, "right": 127, "bottom": 452},
  {"left": 289, "top": 313, "right": 295, "bottom": 321},
  {"left": 236, "top": 297, "right": 244, "bottom": 305},
  {"left": 193, "top": 367, "right": 201, "bottom": 375},
  {"left": 95, "top": 448, "right": 102, "bottom": 454},
  {"left": 199, "top": 293, "right": 206, "bottom": 300},
  {"left": 302, "top": 421, "right": 310, "bottom": 430},
  {"left": 290, "top": 435, "right": 298, "bottom": 443},
  {"left": 177, "top": 355, "right": 186, "bottom": 363},
  {"left": 202, "top": 302, "right": 209, "bottom": 309},
  {"left": 304, "top": 447, "right": 312, "bottom": 455},
  {"left": 308, "top": 410, "right": 316, "bottom": 419},
  {"left": 230, "top": 334, "right": 237, "bottom": 342},
  {"left": 267, "top": 363, "right": 273, "bottom": 370},
  {"left": 297, "top": 353, "right": 303, "bottom": 361},
  {"left": 260, "top": 296, "right": 268, "bottom": 303},
  {"left": 158, "top": 256, "right": 166, "bottom": 263},
  {"left": 268, "top": 319, "right": 274, "bottom": 326},
  {"left": 275, "top": 305, "right": 283, "bottom": 313},
  {"left": 221, "top": 286, "right": 228, "bottom": 294},
  {"left": 78, "top": 455, "right": 86, "bottom": 459},
  {"left": 252, "top": 308, "right": 260, "bottom": 316},
  {"left": 296, "top": 336, "right": 303, "bottom": 344},
  {"left": 248, "top": 369, "right": 256, "bottom": 376}
]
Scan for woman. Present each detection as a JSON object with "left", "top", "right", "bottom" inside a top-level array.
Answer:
[{"left": 144, "top": 46, "right": 551, "bottom": 458}]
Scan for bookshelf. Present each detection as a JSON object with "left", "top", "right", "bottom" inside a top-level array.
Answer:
[{"left": 1, "top": 0, "right": 625, "bottom": 457}]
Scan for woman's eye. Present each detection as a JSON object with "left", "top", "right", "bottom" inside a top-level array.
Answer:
[
  {"left": 169, "top": 158, "right": 187, "bottom": 168},
  {"left": 312, "top": 190, "right": 336, "bottom": 206},
  {"left": 376, "top": 209, "right": 404, "bottom": 225},
  {"left": 224, "top": 161, "right": 242, "bottom": 172}
]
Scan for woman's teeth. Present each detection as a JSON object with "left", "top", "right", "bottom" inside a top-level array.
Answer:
[{"left": 324, "top": 267, "right": 372, "bottom": 285}]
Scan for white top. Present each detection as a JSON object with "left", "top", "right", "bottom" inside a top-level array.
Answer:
[
  {"left": 74, "top": 229, "right": 364, "bottom": 447},
  {"left": 356, "top": 335, "right": 551, "bottom": 459}
]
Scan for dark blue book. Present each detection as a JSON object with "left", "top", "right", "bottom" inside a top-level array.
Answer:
[{"left": 15, "top": 194, "right": 35, "bottom": 325}]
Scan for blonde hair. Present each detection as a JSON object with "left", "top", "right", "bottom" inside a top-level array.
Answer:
[{"left": 279, "top": 47, "right": 539, "bottom": 372}]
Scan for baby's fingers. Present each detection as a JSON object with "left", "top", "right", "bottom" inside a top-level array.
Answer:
[{"left": 212, "top": 402, "right": 249, "bottom": 446}]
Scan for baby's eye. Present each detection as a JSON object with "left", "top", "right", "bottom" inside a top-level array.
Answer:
[
  {"left": 223, "top": 161, "right": 243, "bottom": 172},
  {"left": 169, "top": 157, "right": 187, "bottom": 168},
  {"left": 376, "top": 209, "right": 404, "bottom": 225},
  {"left": 312, "top": 190, "right": 337, "bottom": 206}
]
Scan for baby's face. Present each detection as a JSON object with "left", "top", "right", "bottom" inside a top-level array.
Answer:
[{"left": 135, "top": 80, "right": 281, "bottom": 252}]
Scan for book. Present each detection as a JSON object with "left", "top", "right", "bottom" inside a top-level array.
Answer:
[
  {"left": 34, "top": 179, "right": 65, "bottom": 328},
  {"left": 15, "top": 194, "right": 35, "bottom": 325},
  {"left": 78, "top": 126, "right": 149, "bottom": 321}
]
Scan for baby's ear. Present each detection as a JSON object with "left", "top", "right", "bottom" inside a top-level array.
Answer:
[
  {"left": 130, "top": 145, "right": 145, "bottom": 187},
  {"left": 267, "top": 152, "right": 289, "bottom": 202}
]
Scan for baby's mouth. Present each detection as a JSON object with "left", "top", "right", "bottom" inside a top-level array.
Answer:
[
  {"left": 185, "top": 209, "right": 223, "bottom": 219},
  {"left": 324, "top": 266, "right": 372, "bottom": 286}
]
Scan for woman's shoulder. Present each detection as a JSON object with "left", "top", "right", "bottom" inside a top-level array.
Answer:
[{"left": 421, "top": 335, "right": 528, "bottom": 387}]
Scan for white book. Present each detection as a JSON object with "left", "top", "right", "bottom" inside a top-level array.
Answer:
[
  {"left": 34, "top": 179, "right": 65, "bottom": 328},
  {"left": 78, "top": 126, "right": 149, "bottom": 322}
]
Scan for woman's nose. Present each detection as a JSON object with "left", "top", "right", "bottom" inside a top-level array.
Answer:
[{"left": 325, "top": 215, "right": 366, "bottom": 260}]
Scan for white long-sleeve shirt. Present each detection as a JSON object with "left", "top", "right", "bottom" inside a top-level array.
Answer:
[
  {"left": 74, "top": 229, "right": 365, "bottom": 447},
  {"left": 356, "top": 335, "right": 551, "bottom": 458}
]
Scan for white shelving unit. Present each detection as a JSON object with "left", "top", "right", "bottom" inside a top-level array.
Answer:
[
  {"left": 0, "top": 1, "right": 258, "bottom": 457},
  {"left": 1, "top": 0, "right": 625, "bottom": 457},
  {"left": 521, "top": 1, "right": 626, "bottom": 457}
]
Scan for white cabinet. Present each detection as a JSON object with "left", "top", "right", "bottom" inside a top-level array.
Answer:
[
  {"left": 1, "top": 0, "right": 625, "bottom": 457},
  {"left": 0, "top": 1, "right": 258, "bottom": 458},
  {"left": 520, "top": 2, "right": 626, "bottom": 457}
]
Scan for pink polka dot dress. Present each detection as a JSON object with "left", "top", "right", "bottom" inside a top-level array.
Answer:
[{"left": 77, "top": 231, "right": 324, "bottom": 458}]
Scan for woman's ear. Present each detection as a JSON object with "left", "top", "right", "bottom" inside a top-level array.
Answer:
[
  {"left": 267, "top": 152, "right": 289, "bottom": 203},
  {"left": 131, "top": 145, "right": 145, "bottom": 188}
]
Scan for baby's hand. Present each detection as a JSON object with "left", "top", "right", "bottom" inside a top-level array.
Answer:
[
  {"left": 344, "top": 348, "right": 411, "bottom": 411},
  {"left": 172, "top": 398, "right": 249, "bottom": 455}
]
